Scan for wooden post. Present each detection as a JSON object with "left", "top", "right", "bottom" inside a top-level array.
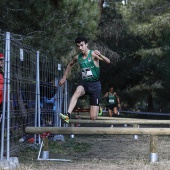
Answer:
[
  {"left": 70, "top": 122, "right": 75, "bottom": 138},
  {"left": 40, "top": 133, "right": 50, "bottom": 159},
  {"left": 42, "top": 137, "right": 49, "bottom": 151},
  {"left": 71, "top": 123, "right": 75, "bottom": 127},
  {"left": 133, "top": 124, "right": 139, "bottom": 140},
  {"left": 149, "top": 135, "right": 158, "bottom": 162}
]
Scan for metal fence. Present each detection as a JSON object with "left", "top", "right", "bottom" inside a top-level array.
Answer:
[{"left": 0, "top": 31, "right": 70, "bottom": 160}]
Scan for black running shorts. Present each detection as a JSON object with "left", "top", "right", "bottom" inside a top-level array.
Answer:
[{"left": 79, "top": 81, "right": 101, "bottom": 106}]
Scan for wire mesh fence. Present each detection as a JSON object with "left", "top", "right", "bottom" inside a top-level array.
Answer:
[{"left": 0, "top": 31, "right": 70, "bottom": 160}]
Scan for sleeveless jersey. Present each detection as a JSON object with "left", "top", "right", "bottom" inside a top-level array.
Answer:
[
  {"left": 78, "top": 50, "right": 100, "bottom": 82},
  {"left": 107, "top": 93, "right": 117, "bottom": 105}
]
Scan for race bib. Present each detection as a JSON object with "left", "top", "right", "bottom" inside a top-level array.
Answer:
[
  {"left": 109, "top": 99, "right": 115, "bottom": 104},
  {"left": 82, "top": 68, "right": 93, "bottom": 79}
]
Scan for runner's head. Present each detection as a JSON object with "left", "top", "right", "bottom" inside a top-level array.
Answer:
[
  {"left": 75, "top": 36, "right": 88, "bottom": 53},
  {"left": 75, "top": 36, "right": 88, "bottom": 44},
  {"left": 109, "top": 86, "right": 114, "bottom": 93},
  {"left": 0, "top": 53, "right": 4, "bottom": 69}
]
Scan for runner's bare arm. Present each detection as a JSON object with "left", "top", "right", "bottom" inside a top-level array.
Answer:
[
  {"left": 92, "top": 50, "right": 110, "bottom": 64},
  {"left": 103, "top": 92, "right": 109, "bottom": 99},
  {"left": 59, "top": 56, "right": 78, "bottom": 86},
  {"left": 117, "top": 97, "right": 121, "bottom": 109},
  {"left": 115, "top": 92, "right": 121, "bottom": 109}
]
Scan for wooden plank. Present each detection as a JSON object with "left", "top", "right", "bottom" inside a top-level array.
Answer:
[
  {"left": 25, "top": 127, "right": 170, "bottom": 135},
  {"left": 69, "top": 119, "right": 170, "bottom": 125},
  {"left": 74, "top": 115, "right": 152, "bottom": 121},
  {"left": 73, "top": 108, "right": 90, "bottom": 112}
]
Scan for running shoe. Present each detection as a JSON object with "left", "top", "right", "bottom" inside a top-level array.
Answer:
[
  {"left": 98, "top": 108, "right": 103, "bottom": 116},
  {"left": 59, "top": 113, "right": 70, "bottom": 123}
]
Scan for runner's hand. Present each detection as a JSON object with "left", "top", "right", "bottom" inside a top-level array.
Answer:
[
  {"left": 59, "top": 77, "right": 66, "bottom": 86},
  {"left": 93, "top": 50, "right": 101, "bottom": 57}
]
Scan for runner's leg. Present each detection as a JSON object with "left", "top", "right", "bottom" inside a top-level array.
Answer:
[
  {"left": 89, "top": 81, "right": 101, "bottom": 120},
  {"left": 68, "top": 85, "right": 85, "bottom": 114},
  {"left": 59, "top": 85, "right": 85, "bottom": 123},
  {"left": 108, "top": 109, "right": 113, "bottom": 117},
  {"left": 113, "top": 106, "right": 119, "bottom": 115},
  {"left": 90, "top": 105, "right": 99, "bottom": 120}
]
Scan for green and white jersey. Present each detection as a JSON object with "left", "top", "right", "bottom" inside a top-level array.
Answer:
[
  {"left": 78, "top": 50, "right": 100, "bottom": 82},
  {"left": 108, "top": 93, "right": 117, "bottom": 105}
]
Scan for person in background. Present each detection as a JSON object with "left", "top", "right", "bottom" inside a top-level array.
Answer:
[
  {"left": 59, "top": 36, "right": 110, "bottom": 123},
  {"left": 0, "top": 53, "right": 4, "bottom": 122},
  {"left": 103, "top": 86, "right": 121, "bottom": 117}
]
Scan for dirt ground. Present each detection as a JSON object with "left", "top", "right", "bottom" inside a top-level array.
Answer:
[{"left": 18, "top": 128, "right": 170, "bottom": 170}]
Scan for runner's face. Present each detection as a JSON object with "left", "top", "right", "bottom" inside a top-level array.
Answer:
[
  {"left": 76, "top": 41, "right": 88, "bottom": 54},
  {"left": 110, "top": 87, "right": 114, "bottom": 93},
  {"left": 0, "top": 60, "right": 4, "bottom": 69}
]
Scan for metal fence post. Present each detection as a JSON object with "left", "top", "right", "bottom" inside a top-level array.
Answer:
[{"left": 1, "top": 32, "right": 10, "bottom": 160}]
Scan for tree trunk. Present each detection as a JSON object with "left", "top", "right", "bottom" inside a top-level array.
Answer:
[
  {"left": 147, "top": 92, "right": 153, "bottom": 112},
  {"left": 99, "top": 0, "right": 104, "bottom": 16}
]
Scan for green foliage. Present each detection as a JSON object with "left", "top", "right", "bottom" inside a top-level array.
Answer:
[
  {"left": 1, "top": 0, "right": 170, "bottom": 111},
  {"left": 0, "top": 0, "right": 100, "bottom": 58},
  {"left": 120, "top": 0, "right": 170, "bottom": 36},
  {"left": 117, "top": 0, "right": 170, "bottom": 111},
  {"left": 98, "top": 0, "right": 170, "bottom": 112}
]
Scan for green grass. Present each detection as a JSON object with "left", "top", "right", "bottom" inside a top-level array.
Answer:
[{"left": 17, "top": 136, "right": 91, "bottom": 163}]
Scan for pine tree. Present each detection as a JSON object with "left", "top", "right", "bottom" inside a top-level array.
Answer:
[
  {"left": 0, "top": 0, "right": 100, "bottom": 57},
  {"left": 119, "top": 0, "right": 170, "bottom": 111}
]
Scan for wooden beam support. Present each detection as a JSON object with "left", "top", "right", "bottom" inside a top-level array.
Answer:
[
  {"left": 74, "top": 115, "right": 141, "bottom": 120},
  {"left": 25, "top": 127, "right": 170, "bottom": 135},
  {"left": 69, "top": 119, "right": 170, "bottom": 125},
  {"left": 149, "top": 135, "right": 158, "bottom": 162},
  {"left": 150, "top": 135, "right": 158, "bottom": 153}
]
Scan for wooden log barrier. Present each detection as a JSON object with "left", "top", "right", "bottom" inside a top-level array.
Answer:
[
  {"left": 72, "top": 108, "right": 108, "bottom": 116},
  {"left": 72, "top": 115, "right": 166, "bottom": 121},
  {"left": 74, "top": 115, "right": 158, "bottom": 121},
  {"left": 25, "top": 127, "right": 169, "bottom": 163},
  {"left": 133, "top": 124, "right": 139, "bottom": 140},
  {"left": 69, "top": 119, "right": 170, "bottom": 125},
  {"left": 25, "top": 127, "right": 170, "bottom": 135}
]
